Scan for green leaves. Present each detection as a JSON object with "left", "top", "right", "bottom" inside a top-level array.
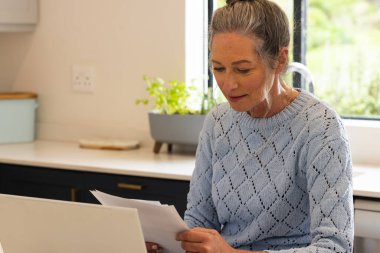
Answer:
[
  {"left": 308, "top": 0, "right": 380, "bottom": 118},
  {"left": 136, "top": 75, "right": 213, "bottom": 115}
]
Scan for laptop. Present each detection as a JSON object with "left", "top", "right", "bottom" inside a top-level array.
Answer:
[{"left": 0, "top": 194, "right": 147, "bottom": 253}]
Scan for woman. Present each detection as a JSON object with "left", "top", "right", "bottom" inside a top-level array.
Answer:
[{"left": 176, "top": 0, "right": 354, "bottom": 252}]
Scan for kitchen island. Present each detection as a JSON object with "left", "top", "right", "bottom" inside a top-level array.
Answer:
[{"left": 1, "top": 140, "right": 380, "bottom": 216}]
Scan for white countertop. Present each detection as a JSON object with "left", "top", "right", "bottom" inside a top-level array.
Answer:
[
  {"left": 0, "top": 140, "right": 379, "bottom": 198},
  {"left": 0, "top": 140, "right": 195, "bottom": 181},
  {"left": 352, "top": 166, "right": 380, "bottom": 199}
]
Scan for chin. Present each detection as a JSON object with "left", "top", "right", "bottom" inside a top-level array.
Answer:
[{"left": 228, "top": 102, "right": 250, "bottom": 113}]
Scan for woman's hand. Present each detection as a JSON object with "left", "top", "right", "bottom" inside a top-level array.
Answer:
[
  {"left": 176, "top": 227, "right": 235, "bottom": 253},
  {"left": 145, "top": 241, "right": 163, "bottom": 253}
]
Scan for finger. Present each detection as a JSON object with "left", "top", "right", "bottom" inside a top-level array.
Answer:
[
  {"left": 181, "top": 240, "right": 205, "bottom": 252},
  {"left": 191, "top": 227, "right": 219, "bottom": 235},
  {"left": 145, "top": 242, "right": 156, "bottom": 250},
  {"left": 149, "top": 246, "right": 163, "bottom": 253},
  {"left": 145, "top": 241, "right": 159, "bottom": 251},
  {"left": 177, "top": 227, "right": 219, "bottom": 242},
  {"left": 176, "top": 229, "right": 211, "bottom": 243}
]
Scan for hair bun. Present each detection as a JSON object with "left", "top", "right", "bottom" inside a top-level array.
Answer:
[{"left": 226, "top": 0, "right": 256, "bottom": 5}]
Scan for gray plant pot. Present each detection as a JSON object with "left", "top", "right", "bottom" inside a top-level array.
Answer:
[{"left": 148, "top": 112, "right": 206, "bottom": 153}]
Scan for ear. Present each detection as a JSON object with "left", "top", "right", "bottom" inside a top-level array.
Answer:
[{"left": 275, "top": 47, "right": 289, "bottom": 74}]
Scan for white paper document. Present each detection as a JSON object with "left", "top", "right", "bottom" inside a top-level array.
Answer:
[{"left": 90, "top": 190, "right": 189, "bottom": 253}]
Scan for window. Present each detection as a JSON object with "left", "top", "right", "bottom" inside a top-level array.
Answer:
[
  {"left": 308, "top": 0, "right": 380, "bottom": 119},
  {"left": 209, "top": 0, "right": 380, "bottom": 120},
  {"left": 194, "top": 0, "right": 380, "bottom": 165}
]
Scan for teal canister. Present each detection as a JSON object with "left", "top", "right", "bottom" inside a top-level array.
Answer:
[{"left": 0, "top": 92, "right": 38, "bottom": 144}]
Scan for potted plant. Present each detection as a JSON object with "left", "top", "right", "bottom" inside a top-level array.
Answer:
[{"left": 136, "top": 75, "right": 215, "bottom": 153}]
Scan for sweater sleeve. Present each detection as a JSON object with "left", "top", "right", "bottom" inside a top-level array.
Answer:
[
  {"left": 267, "top": 134, "right": 354, "bottom": 253},
  {"left": 184, "top": 111, "right": 221, "bottom": 231}
]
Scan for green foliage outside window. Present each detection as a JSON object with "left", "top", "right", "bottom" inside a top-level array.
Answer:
[{"left": 308, "top": 0, "right": 380, "bottom": 118}]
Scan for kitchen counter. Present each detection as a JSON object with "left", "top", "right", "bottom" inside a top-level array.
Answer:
[
  {"left": 0, "top": 140, "right": 195, "bottom": 181},
  {"left": 352, "top": 166, "right": 380, "bottom": 198},
  {"left": 0, "top": 140, "right": 379, "bottom": 198}
]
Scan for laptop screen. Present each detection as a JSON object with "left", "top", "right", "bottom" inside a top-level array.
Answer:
[{"left": 0, "top": 194, "right": 147, "bottom": 253}]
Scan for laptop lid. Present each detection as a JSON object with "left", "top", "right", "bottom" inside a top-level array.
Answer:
[{"left": 0, "top": 194, "right": 147, "bottom": 253}]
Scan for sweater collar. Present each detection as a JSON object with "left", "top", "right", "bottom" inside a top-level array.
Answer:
[{"left": 232, "top": 89, "right": 312, "bottom": 130}]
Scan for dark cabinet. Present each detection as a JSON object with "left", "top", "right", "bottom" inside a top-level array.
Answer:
[
  {"left": 0, "top": 164, "right": 85, "bottom": 202},
  {"left": 0, "top": 163, "right": 189, "bottom": 217},
  {"left": 84, "top": 172, "right": 189, "bottom": 216}
]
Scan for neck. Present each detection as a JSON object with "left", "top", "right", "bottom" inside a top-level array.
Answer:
[{"left": 248, "top": 80, "right": 298, "bottom": 118}]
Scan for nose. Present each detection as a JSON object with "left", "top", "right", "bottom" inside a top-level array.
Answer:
[{"left": 221, "top": 72, "right": 238, "bottom": 92}]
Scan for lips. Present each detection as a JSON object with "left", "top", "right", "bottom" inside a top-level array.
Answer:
[{"left": 228, "top": 94, "right": 247, "bottom": 102}]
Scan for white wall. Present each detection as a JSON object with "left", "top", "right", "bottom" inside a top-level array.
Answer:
[
  {"left": 0, "top": 0, "right": 185, "bottom": 145},
  {"left": 0, "top": 33, "right": 33, "bottom": 91}
]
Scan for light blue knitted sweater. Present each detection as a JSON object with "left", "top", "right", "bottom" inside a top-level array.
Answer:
[{"left": 184, "top": 90, "right": 354, "bottom": 252}]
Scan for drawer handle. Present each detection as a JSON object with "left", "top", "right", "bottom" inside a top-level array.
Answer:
[
  {"left": 70, "top": 188, "right": 79, "bottom": 202},
  {"left": 117, "top": 183, "right": 144, "bottom": 191}
]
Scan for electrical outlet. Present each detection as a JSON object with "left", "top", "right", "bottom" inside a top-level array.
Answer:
[{"left": 72, "top": 65, "right": 96, "bottom": 92}]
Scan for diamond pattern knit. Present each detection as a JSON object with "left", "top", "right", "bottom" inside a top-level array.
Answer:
[{"left": 184, "top": 90, "right": 354, "bottom": 252}]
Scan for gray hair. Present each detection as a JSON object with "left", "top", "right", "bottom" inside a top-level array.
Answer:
[{"left": 210, "top": 0, "right": 290, "bottom": 69}]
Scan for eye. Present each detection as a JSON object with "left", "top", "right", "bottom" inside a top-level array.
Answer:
[
  {"left": 213, "top": 67, "right": 225, "bottom": 73},
  {"left": 236, "top": 68, "right": 251, "bottom": 74}
]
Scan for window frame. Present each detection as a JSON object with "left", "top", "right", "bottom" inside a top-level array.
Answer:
[
  {"left": 194, "top": 0, "right": 380, "bottom": 165},
  {"left": 292, "top": 0, "right": 307, "bottom": 89}
]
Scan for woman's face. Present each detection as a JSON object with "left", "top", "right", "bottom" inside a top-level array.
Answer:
[{"left": 211, "top": 32, "right": 279, "bottom": 115}]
